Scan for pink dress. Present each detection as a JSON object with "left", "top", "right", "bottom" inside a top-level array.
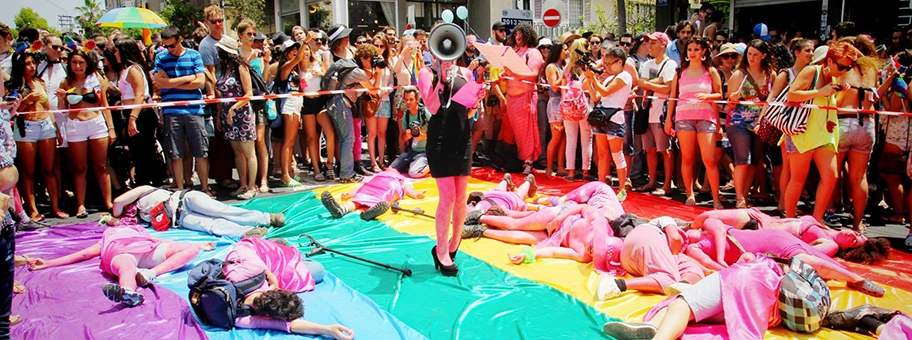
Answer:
[
  {"left": 674, "top": 69, "right": 716, "bottom": 122},
  {"left": 796, "top": 216, "right": 831, "bottom": 245},
  {"left": 697, "top": 228, "right": 844, "bottom": 268},
  {"left": 644, "top": 255, "right": 785, "bottom": 340},
  {"left": 621, "top": 224, "right": 703, "bottom": 290},
  {"left": 563, "top": 182, "right": 625, "bottom": 219},
  {"left": 351, "top": 171, "right": 408, "bottom": 208},
  {"left": 98, "top": 225, "right": 162, "bottom": 275},
  {"left": 504, "top": 47, "right": 544, "bottom": 161}
]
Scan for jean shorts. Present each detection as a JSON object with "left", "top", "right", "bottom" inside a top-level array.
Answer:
[
  {"left": 592, "top": 121, "right": 625, "bottom": 139},
  {"left": 547, "top": 96, "right": 563, "bottom": 123},
  {"left": 13, "top": 117, "right": 57, "bottom": 143},
  {"left": 837, "top": 117, "right": 874, "bottom": 154},
  {"left": 375, "top": 100, "right": 392, "bottom": 119},
  {"left": 675, "top": 119, "right": 717, "bottom": 133},
  {"left": 727, "top": 123, "right": 757, "bottom": 165}
]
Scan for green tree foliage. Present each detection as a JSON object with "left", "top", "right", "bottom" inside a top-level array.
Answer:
[
  {"left": 76, "top": 0, "right": 106, "bottom": 36},
  {"left": 14, "top": 8, "right": 61, "bottom": 35},
  {"left": 225, "top": 0, "right": 266, "bottom": 30},
  {"left": 161, "top": 2, "right": 204, "bottom": 36},
  {"left": 583, "top": 0, "right": 656, "bottom": 37}
]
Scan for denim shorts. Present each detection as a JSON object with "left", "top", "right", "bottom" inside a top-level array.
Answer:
[
  {"left": 727, "top": 123, "right": 757, "bottom": 165},
  {"left": 592, "top": 121, "right": 625, "bottom": 139},
  {"left": 837, "top": 117, "right": 874, "bottom": 154},
  {"left": 547, "top": 96, "right": 563, "bottom": 123},
  {"left": 375, "top": 100, "right": 392, "bottom": 119},
  {"left": 13, "top": 117, "right": 57, "bottom": 143},
  {"left": 675, "top": 119, "right": 717, "bottom": 133}
]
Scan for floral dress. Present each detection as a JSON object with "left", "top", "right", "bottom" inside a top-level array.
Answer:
[{"left": 217, "top": 68, "right": 256, "bottom": 142}]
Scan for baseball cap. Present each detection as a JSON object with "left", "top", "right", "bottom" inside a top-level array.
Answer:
[
  {"left": 492, "top": 22, "right": 506, "bottom": 30},
  {"left": 644, "top": 32, "right": 671, "bottom": 46},
  {"left": 811, "top": 45, "right": 829, "bottom": 65},
  {"left": 754, "top": 23, "right": 772, "bottom": 41},
  {"left": 538, "top": 38, "right": 553, "bottom": 48}
]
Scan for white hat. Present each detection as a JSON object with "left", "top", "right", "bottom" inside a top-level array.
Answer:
[
  {"left": 811, "top": 45, "right": 829, "bottom": 65},
  {"left": 538, "top": 38, "right": 553, "bottom": 48},
  {"left": 215, "top": 36, "right": 239, "bottom": 55}
]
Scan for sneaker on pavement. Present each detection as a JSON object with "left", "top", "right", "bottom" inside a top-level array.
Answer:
[
  {"left": 603, "top": 322, "right": 657, "bottom": 339},
  {"left": 596, "top": 273, "right": 622, "bottom": 300}
]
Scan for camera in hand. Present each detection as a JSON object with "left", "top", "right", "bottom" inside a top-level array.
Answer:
[
  {"left": 371, "top": 56, "right": 388, "bottom": 69},
  {"left": 409, "top": 121, "right": 422, "bottom": 137},
  {"left": 4, "top": 91, "right": 18, "bottom": 102},
  {"left": 574, "top": 49, "right": 603, "bottom": 75}
]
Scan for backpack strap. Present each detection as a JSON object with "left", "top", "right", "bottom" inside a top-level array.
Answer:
[
  {"left": 234, "top": 271, "right": 267, "bottom": 296},
  {"left": 169, "top": 190, "right": 190, "bottom": 228}
]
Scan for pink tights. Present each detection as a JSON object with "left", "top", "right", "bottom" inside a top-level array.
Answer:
[
  {"left": 434, "top": 176, "right": 468, "bottom": 267},
  {"left": 352, "top": 118, "right": 362, "bottom": 162}
]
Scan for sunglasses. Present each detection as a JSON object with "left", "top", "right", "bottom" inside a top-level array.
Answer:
[
  {"left": 50, "top": 45, "right": 64, "bottom": 51},
  {"left": 590, "top": 40, "right": 601, "bottom": 44},
  {"left": 355, "top": 41, "right": 365, "bottom": 45},
  {"left": 679, "top": 30, "right": 693, "bottom": 35},
  {"left": 496, "top": 28, "right": 506, "bottom": 32},
  {"left": 539, "top": 45, "right": 551, "bottom": 50},
  {"left": 834, "top": 61, "right": 854, "bottom": 72},
  {"left": 208, "top": 19, "right": 224, "bottom": 24},
  {"left": 162, "top": 42, "right": 179, "bottom": 49},
  {"left": 619, "top": 42, "right": 631, "bottom": 47},
  {"left": 719, "top": 54, "right": 735, "bottom": 60},
  {"left": 374, "top": 43, "right": 384, "bottom": 47},
  {"left": 716, "top": 39, "right": 728, "bottom": 44}
]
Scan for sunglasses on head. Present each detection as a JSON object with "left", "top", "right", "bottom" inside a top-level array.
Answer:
[{"left": 208, "top": 18, "right": 224, "bottom": 24}]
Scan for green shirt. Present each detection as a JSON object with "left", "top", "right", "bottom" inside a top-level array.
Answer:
[{"left": 401, "top": 105, "right": 431, "bottom": 152}]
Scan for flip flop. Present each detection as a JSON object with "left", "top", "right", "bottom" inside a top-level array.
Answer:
[
  {"left": 30, "top": 214, "right": 45, "bottom": 223},
  {"left": 13, "top": 280, "right": 24, "bottom": 294},
  {"left": 54, "top": 211, "right": 70, "bottom": 219},
  {"left": 76, "top": 209, "right": 89, "bottom": 219},
  {"left": 847, "top": 279, "right": 885, "bottom": 298},
  {"left": 280, "top": 179, "right": 303, "bottom": 188}
]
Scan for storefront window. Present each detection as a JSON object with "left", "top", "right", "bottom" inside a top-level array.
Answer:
[
  {"left": 308, "top": 1, "right": 334, "bottom": 31},
  {"left": 407, "top": 1, "right": 466, "bottom": 31},
  {"left": 349, "top": 1, "right": 395, "bottom": 37},
  {"left": 282, "top": 13, "right": 302, "bottom": 35}
]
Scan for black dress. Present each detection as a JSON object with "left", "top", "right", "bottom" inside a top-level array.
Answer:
[{"left": 426, "top": 73, "right": 473, "bottom": 178}]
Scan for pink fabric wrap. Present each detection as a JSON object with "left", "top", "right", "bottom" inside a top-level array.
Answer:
[
  {"left": 505, "top": 91, "right": 541, "bottom": 161},
  {"left": 563, "top": 182, "right": 625, "bottom": 219},
  {"left": 242, "top": 237, "right": 316, "bottom": 293},
  {"left": 417, "top": 66, "right": 483, "bottom": 114},
  {"left": 644, "top": 255, "right": 785, "bottom": 340},
  {"left": 352, "top": 171, "right": 407, "bottom": 208},
  {"left": 480, "top": 191, "right": 525, "bottom": 211},
  {"left": 234, "top": 315, "right": 293, "bottom": 333},
  {"left": 882, "top": 314, "right": 912, "bottom": 339},
  {"left": 224, "top": 241, "right": 270, "bottom": 294},
  {"left": 622, "top": 224, "right": 703, "bottom": 291},
  {"left": 98, "top": 225, "right": 162, "bottom": 275}
]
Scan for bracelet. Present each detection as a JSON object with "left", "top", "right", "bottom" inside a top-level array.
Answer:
[
  {"left": 521, "top": 249, "right": 536, "bottom": 264},
  {"left": 107, "top": 127, "right": 115, "bottom": 130}
]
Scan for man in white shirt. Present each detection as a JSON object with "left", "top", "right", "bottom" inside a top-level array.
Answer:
[
  {"left": 635, "top": 32, "right": 676, "bottom": 196},
  {"left": 36, "top": 35, "right": 68, "bottom": 144}
]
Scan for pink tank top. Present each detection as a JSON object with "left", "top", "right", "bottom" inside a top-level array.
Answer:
[
  {"left": 98, "top": 225, "right": 161, "bottom": 274},
  {"left": 352, "top": 172, "right": 407, "bottom": 208},
  {"left": 481, "top": 191, "right": 525, "bottom": 211},
  {"left": 797, "top": 216, "right": 831, "bottom": 245},
  {"left": 674, "top": 68, "right": 716, "bottom": 122}
]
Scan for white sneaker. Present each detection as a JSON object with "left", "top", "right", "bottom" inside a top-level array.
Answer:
[
  {"left": 906, "top": 234, "right": 912, "bottom": 248},
  {"left": 596, "top": 273, "right": 622, "bottom": 301},
  {"left": 665, "top": 282, "right": 692, "bottom": 296},
  {"left": 603, "top": 322, "right": 657, "bottom": 339},
  {"left": 135, "top": 268, "right": 157, "bottom": 287}
]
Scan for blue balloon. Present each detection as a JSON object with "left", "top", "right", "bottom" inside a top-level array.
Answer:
[
  {"left": 456, "top": 6, "right": 469, "bottom": 20},
  {"left": 441, "top": 9, "right": 454, "bottom": 23}
]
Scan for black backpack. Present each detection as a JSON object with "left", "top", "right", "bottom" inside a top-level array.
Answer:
[
  {"left": 321, "top": 58, "right": 359, "bottom": 94},
  {"left": 187, "top": 259, "right": 266, "bottom": 329},
  {"left": 249, "top": 68, "right": 269, "bottom": 96}
]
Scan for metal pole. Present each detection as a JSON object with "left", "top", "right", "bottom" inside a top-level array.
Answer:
[{"left": 840, "top": 0, "right": 845, "bottom": 22}]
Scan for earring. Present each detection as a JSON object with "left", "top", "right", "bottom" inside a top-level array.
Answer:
[
  {"left": 701, "top": 56, "right": 706, "bottom": 61},
  {"left": 685, "top": 57, "right": 690, "bottom": 62}
]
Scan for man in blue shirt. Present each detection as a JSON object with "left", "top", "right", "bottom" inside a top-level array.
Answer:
[
  {"left": 152, "top": 26, "right": 211, "bottom": 194},
  {"left": 665, "top": 21, "right": 694, "bottom": 65}
]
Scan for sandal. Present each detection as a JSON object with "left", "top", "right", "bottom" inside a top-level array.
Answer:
[
  {"left": 279, "top": 179, "right": 303, "bottom": 188},
  {"left": 75, "top": 208, "right": 89, "bottom": 219},
  {"left": 685, "top": 197, "right": 696, "bottom": 206},
  {"left": 13, "top": 280, "right": 24, "bottom": 294},
  {"left": 237, "top": 190, "right": 257, "bottom": 200},
  {"left": 562, "top": 175, "right": 576, "bottom": 182},
  {"left": 53, "top": 211, "right": 69, "bottom": 219},
  {"left": 882, "top": 213, "right": 906, "bottom": 224},
  {"left": 314, "top": 173, "right": 327, "bottom": 182},
  {"left": 633, "top": 184, "right": 656, "bottom": 193},
  {"left": 847, "top": 279, "right": 885, "bottom": 298},
  {"left": 651, "top": 188, "right": 667, "bottom": 197},
  {"left": 30, "top": 214, "right": 45, "bottom": 223},
  {"left": 258, "top": 183, "right": 270, "bottom": 193},
  {"left": 204, "top": 189, "right": 218, "bottom": 199},
  {"left": 339, "top": 175, "right": 363, "bottom": 184}
]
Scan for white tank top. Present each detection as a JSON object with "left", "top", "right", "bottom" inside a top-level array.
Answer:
[{"left": 118, "top": 65, "right": 150, "bottom": 101}]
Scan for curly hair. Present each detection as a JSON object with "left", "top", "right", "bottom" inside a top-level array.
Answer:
[
  {"left": 835, "top": 237, "right": 891, "bottom": 265},
  {"left": 507, "top": 23, "right": 538, "bottom": 49},
  {"left": 355, "top": 43, "right": 380, "bottom": 60},
  {"left": 252, "top": 290, "right": 304, "bottom": 321},
  {"left": 768, "top": 43, "right": 794, "bottom": 70}
]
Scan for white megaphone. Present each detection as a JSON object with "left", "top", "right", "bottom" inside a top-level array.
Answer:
[{"left": 427, "top": 22, "right": 466, "bottom": 62}]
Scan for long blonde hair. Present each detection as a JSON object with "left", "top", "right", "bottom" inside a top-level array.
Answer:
[{"left": 567, "top": 38, "right": 589, "bottom": 66}]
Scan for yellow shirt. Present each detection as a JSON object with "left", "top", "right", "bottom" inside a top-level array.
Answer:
[{"left": 788, "top": 94, "right": 839, "bottom": 153}]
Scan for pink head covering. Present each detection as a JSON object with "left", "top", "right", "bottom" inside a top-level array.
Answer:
[{"left": 593, "top": 220, "right": 626, "bottom": 275}]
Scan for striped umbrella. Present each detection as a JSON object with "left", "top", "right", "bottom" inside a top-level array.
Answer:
[{"left": 95, "top": 7, "right": 167, "bottom": 29}]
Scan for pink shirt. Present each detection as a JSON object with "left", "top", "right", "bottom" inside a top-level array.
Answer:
[
  {"left": 223, "top": 241, "right": 269, "bottom": 294},
  {"left": 352, "top": 171, "right": 407, "bottom": 208},
  {"left": 477, "top": 191, "right": 526, "bottom": 211},
  {"left": 98, "top": 225, "right": 161, "bottom": 275},
  {"left": 674, "top": 68, "right": 716, "bottom": 122},
  {"left": 507, "top": 47, "right": 544, "bottom": 92}
]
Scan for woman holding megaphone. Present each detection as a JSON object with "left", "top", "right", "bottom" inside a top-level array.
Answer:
[{"left": 420, "top": 23, "right": 486, "bottom": 277}]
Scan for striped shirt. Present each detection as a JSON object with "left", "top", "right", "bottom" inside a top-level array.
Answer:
[{"left": 153, "top": 49, "right": 205, "bottom": 116}]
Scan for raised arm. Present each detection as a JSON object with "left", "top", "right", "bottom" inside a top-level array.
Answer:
[{"left": 112, "top": 185, "right": 156, "bottom": 217}]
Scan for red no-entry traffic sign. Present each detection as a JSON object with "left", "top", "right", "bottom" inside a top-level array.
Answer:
[{"left": 543, "top": 8, "right": 561, "bottom": 28}]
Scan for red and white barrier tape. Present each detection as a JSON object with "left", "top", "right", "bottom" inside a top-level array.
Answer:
[
  {"left": 13, "top": 85, "right": 413, "bottom": 116},
  {"left": 497, "top": 75, "right": 912, "bottom": 117}
]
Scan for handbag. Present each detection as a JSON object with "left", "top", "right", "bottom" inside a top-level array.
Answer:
[
  {"left": 634, "top": 59, "right": 671, "bottom": 134},
  {"left": 357, "top": 93, "right": 381, "bottom": 118},
  {"left": 588, "top": 106, "right": 621, "bottom": 128},
  {"left": 560, "top": 72, "right": 589, "bottom": 121},
  {"left": 762, "top": 66, "right": 820, "bottom": 136},
  {"left": 879, "top": 116, "right": 911, "bottom": 176}
]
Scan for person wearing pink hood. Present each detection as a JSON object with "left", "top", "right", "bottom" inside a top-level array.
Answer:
[{"left": 320, "top": 168, "right": 426, "bottom": 221}]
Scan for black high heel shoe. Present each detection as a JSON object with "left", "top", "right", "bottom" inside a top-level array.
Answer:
[
  {"left": 431, "top": 246, "right": 458, "bottom": 277},
  {"left": 449, "top": 239, "right": 462, "bottom": 260}
]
